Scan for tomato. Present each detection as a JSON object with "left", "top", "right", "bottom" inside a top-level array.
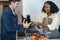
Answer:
[{"left": 36, "top": 33, "right": 41, "bottom": 38}]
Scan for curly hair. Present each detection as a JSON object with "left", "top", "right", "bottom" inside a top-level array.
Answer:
[{"left": 42, "top": 1, "right": 59, "bottom": 13}]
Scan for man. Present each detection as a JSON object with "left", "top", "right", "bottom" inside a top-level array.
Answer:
[{"left": 1, "top": 0, "right": 31, "bottom": 40}]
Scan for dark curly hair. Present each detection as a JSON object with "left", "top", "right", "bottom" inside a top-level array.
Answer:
[{"left": 42, "top": 1, "right": 59, "bottom": 13}]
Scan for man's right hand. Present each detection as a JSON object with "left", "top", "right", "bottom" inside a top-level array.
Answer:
[{"left": 23, "top": 21, "right": 32, "bottom": 28}]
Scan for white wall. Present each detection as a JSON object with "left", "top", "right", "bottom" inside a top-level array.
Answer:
[{"left": 22, "top": 0, "right": 60, "bottom": 24}]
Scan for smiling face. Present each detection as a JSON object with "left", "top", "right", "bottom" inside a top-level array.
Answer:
[{"left": 44, "top": 3, "right": 51, "bottom": 13}]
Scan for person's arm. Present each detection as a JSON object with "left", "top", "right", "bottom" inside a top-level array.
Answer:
[
  {"left": 32, "top": 14, "right": 44, "bottom": 27},
  {"left": 40, "top": 23, "right": 50, "bottom": 31},
  {"left": 2, "top": 12, "right": 31, "bottom": 32},
  {"left": 2, "top": 12, "right": 24, "bottom": 32},
  {"left": 32, "top": 22, "right": 50, "bottom": 31},
  {"left": 39, "top": 14, "right": 50, "bottom": 31}
]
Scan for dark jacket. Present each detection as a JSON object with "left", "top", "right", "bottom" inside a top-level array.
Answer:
[{"left": 1, "top": 7, "right": 24, "bottom": 40}]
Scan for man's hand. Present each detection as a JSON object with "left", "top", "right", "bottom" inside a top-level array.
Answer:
[{"left": 23, "top": 22, "right": 32, "bottom": 28}]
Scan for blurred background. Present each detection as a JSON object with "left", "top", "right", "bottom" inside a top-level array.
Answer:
[
  {"left": 0, "top": 0, "right": 60, "bottom": 37},
  {"left": 0, "top": 0, "right": 60, "bottom": 27}
]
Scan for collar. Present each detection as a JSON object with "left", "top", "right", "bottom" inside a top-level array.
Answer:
[{"left": 9, "top": 6, "right": 16, "bottom": 15}]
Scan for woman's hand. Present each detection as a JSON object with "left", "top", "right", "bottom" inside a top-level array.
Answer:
[{"left": 32, "top": 22, "right": 41, "bottom": 27}]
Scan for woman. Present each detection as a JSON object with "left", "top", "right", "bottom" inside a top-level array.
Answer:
[{"left": 34, "top": 1, "right": 59, "bottom": 31}]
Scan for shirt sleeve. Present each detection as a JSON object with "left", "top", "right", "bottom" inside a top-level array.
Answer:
[{"left": 39, "top": 14, "right": 45, "bottom": 23}]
